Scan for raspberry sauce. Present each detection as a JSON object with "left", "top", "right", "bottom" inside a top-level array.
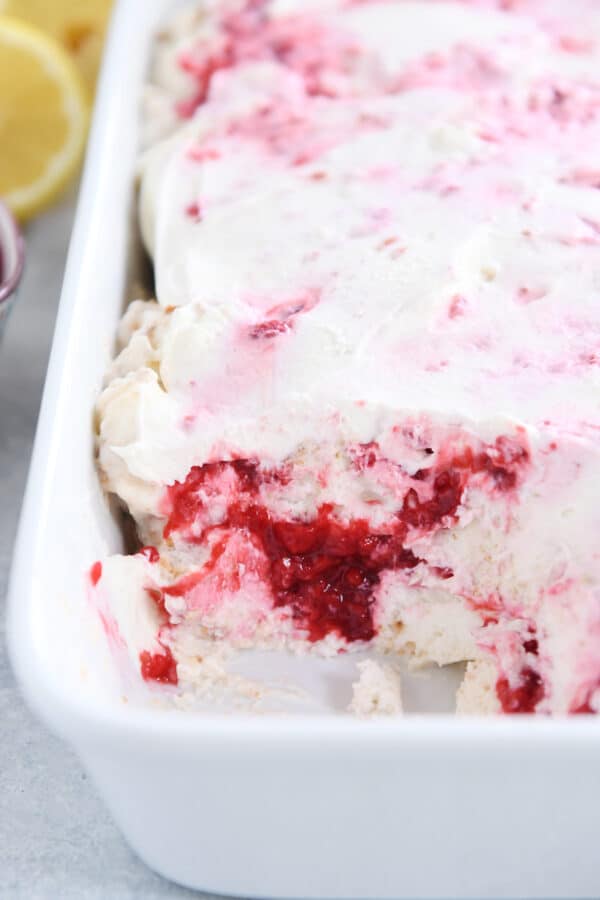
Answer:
[
  {"left": 162, "top": 436, "right": 528, "bottom": 643},
  {"left": 139, "top": 546, "right": 160, "bottom": 563},
  {"left": 139, "top": 648, "right": 178, "bottom": 685},
  {"left": 89, "top": 561, "right": 102, "bottom": 586},
  {"left": 496, "top": 666, "right": 544, "bottom": 714}
]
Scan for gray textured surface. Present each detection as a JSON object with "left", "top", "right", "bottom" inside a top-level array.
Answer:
[{"left": 0, "top": 199, "right": 223, "bottom": 899}]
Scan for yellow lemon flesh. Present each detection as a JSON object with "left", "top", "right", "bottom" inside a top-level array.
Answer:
[
  {"left": 0, "top": 0, "right": 114, "bottom": 95},
  {"left": 0, "top": 15, "right": 88, "bottom": 221}
]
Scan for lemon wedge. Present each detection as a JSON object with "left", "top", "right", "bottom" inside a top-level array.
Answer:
[
  {"left": 0, "top": 0, "right": 114, "bottom": 95},
  {"left": 0, "top": 15, "right": 88, "bottom": 222}
]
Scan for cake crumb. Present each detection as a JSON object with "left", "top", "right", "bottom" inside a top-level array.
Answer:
[
  {"left": 456, "top": 660, "right": 500, "bottom": 715},
  {"left": 349, "top": 660, "right": 402, "bottom": 717}
]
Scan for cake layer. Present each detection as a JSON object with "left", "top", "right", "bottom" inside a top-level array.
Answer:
[{"left": 94, "top": 0, "right": 600, "bottom": 714}]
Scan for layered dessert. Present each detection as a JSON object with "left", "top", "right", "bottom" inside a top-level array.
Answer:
[{"left": 92, "top": 0, "right": 600, "bottom": 714}]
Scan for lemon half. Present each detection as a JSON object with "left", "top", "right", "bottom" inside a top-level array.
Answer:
[
  {"left": 0, "top": 0, "right": 114, "bottom": 94},
  {"left": 0, "top": 15, "right": 88, "bottom": 221}
]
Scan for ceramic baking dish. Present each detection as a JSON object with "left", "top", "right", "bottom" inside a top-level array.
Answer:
[{"left": 7, "top": 1, "right": 600, "bottom": 897}]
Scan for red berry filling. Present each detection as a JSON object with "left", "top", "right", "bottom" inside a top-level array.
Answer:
[
  {"left": 248, "top": 319, "right": 291, "bottom": 340},
  {"left": 496, "top": 666, "right": 544, "bottom": 714},
  {"left": 570, "top": 680, "right": 600, "bottom": 714},
  {"left": 89, "top": 561, "right": 102, "bottom": 586},
  {"left": 139, "top": 648, "right": 178, "bottom": 685},
  {"left": 161, "top": 435, "right": 528, "bottom": 644},
  {"left": 240, "top": 502, "right": 419, "bottom": 642},
  {"left": 139, "top": 545, "right": 160, "bottom": 563},
  {"left": 571, "top": 701, "right": 595, "bottom": 714}
]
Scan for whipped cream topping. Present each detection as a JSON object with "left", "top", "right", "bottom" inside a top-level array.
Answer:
[
  {"left": 119, "top": 0, "right": 600, "bottom": 481},
  {"left": 95, "top": 0, "right": 600, "bottom": 714}
]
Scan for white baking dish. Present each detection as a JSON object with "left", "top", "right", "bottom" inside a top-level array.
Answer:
[{"left": 7, "top": 2, "right": 600, "bottom": 897}]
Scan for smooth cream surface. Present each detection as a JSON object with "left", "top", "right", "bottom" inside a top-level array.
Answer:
[{"left": 109, "top": 1, "right": 600, "bottom": 480}]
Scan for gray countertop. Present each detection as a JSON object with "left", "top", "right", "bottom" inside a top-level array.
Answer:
[{"left": 0, "top": 198, "right": 224, "bottom": 900}]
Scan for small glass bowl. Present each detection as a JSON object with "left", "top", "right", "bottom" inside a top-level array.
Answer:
[{"left": 0, "top": 201, "right": 25, "bottom": 338}]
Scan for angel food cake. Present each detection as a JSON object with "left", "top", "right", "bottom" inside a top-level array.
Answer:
[{"left": 93, "top": 0, "right": 600, "bottom": 715}]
